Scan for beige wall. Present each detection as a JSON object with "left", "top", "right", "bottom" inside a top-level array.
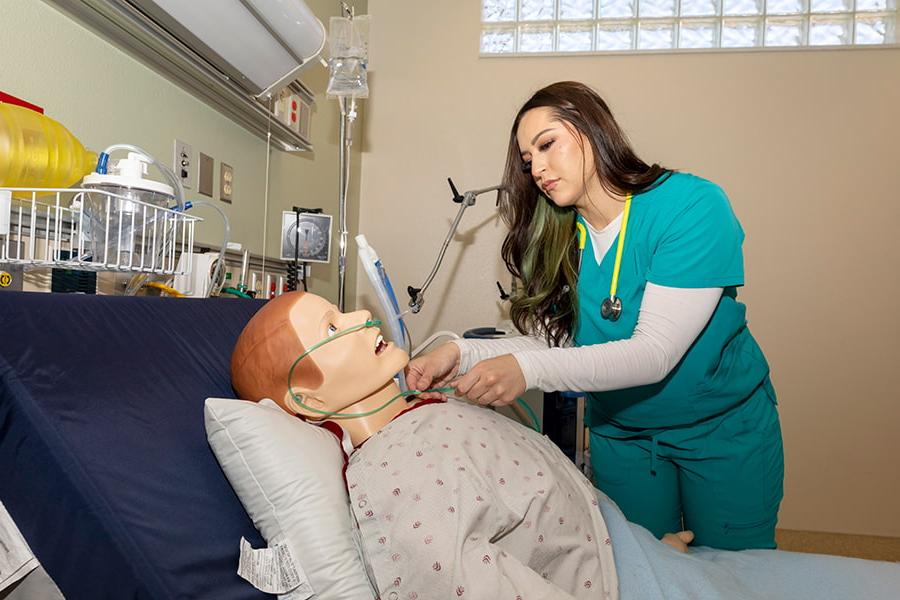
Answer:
[
  {"left": 4, "top": 0, "right": 897, "bottom": 538},
  {"left": 0, "top": 0, "right": 365, "bottom": 305},
  {"left": 358, "top": 0, "right": 900, "bottom": 536}
]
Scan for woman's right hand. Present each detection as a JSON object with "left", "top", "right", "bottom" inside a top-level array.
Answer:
[
  {"left": 406, "top": 342, "right": 461, "bottom": 399},
  {"left": 661, "top": 530, "right": 694, "bottom": 553}
]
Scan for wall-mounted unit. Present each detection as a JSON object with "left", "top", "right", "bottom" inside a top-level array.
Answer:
[{"left": 46, "top": 0, "right": 325, "bottom": 152}]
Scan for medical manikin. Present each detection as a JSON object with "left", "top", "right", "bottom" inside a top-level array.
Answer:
[
  {"left": 232, "top": 292, "right": 616, "bottom": 599},
  {"left": 231, "top": 292, "right": 900, "bottom": 600}
]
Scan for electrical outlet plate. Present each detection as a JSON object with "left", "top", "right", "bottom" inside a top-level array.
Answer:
[
  {"left": 198, "top": 152, "right": 214, "bottom": 197},
  {"left": 174, "top": 140, "right": 193, "bottom": 189},
  {"left": 220, "top": 163, "right": 233, "bottom": 203}
]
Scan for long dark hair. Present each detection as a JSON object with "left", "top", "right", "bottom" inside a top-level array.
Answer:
[{"left": 500, "top": 81, "right": 667, "bottom": 346}]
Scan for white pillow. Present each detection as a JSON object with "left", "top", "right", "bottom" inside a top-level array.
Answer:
[{"left": 204, "top": 397, "right": 375, "bottom": 600}]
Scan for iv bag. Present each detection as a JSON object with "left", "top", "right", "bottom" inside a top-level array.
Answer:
[{"left": 327, "top": 15, "right": 370, "bottom": 99}]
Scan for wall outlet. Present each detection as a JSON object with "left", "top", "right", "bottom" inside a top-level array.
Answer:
[
  {"left": 273, "top": 92, "right": 312, "bottom": 140},
  {"left": 173, "top": 140, "right": 193, "bottom": 189},
  {"left": 220, "top": 163, "right": 233, "bottom": 203},
  {"left": 198, "top": 152, "right": 214, "bottom": 197}
]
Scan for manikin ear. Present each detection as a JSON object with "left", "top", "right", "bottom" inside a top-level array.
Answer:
[{"left": 280, "top": 387, "right": 328, "bottom": 420}]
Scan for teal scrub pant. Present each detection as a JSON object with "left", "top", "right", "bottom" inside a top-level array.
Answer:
[{"left": 589, "top": 380, "right": 784, "bottom": 550}]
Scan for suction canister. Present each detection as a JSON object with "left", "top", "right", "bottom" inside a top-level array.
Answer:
[{"left": 82, "top": 152, "right": 175, "bottom": 266}]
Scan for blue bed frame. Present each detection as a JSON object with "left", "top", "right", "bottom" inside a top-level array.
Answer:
[{"left": 0, "top": 292, "right": 274, "bottom": 599}]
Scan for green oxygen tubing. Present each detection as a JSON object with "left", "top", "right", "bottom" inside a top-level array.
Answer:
[{"left": 286, "top": 318, "right": 541, "bottom": 431}]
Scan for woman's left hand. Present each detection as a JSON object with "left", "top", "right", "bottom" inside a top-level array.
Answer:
[{"left": 451, "top": 354, "right": 526, "bottom": 407}]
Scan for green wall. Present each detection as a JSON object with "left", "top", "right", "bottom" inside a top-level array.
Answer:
[{"left": 0, "top": 0, "right": 366, "bottom": 306}]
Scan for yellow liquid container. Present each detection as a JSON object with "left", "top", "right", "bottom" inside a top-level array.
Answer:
[{"left": 0, "top": 103, "right": 97, "bottom": 192}]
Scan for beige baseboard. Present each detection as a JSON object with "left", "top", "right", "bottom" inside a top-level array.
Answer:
[{"left": 776, "top": 529, "right": 900, "bottom": 562}]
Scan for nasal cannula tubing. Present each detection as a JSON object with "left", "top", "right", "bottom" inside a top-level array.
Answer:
[
  {"left": 287, "top": 319, "right": 541, "bottom": 431},
  {"left": 287, "top": 319, "right": 452, "bottom": 418}
]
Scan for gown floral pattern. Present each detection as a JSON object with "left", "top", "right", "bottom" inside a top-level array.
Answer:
[{"left": 346, "top": 399, "right": 618, "bottom": 600}]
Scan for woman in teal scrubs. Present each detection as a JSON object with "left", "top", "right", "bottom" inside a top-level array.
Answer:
[{"left": 407, "top": 81, "right": 783, "bottom": 551}]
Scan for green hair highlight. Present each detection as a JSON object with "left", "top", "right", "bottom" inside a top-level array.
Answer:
[{"left": 511, "top": 196, "right": 579, "bottom": 346}]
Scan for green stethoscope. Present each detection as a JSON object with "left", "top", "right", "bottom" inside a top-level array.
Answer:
[{"left": 575, "top": 192, "right": 632, "bottom": 322}]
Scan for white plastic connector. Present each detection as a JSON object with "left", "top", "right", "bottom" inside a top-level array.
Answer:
[{"left": 112, "top": 152, "right": 150, "bottom": 179}]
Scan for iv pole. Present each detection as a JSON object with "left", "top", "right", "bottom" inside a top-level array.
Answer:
[
  {"left": 335, "top": 1, "right": 356, "bottom": 312},
  {"left": 337, "top": 96, "right": 351, "bottom": 310}
]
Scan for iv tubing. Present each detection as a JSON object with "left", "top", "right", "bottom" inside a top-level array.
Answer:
[
  {"left": 261, "top": 96, "right": 273, "bottom": 290},
  {"left": 337, "top": 96, "right": 356, "bottom": 311}
]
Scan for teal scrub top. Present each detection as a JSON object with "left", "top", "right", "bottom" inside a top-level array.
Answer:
[{"left": 574, "top": 172, "right": 770, "bottom": 432}]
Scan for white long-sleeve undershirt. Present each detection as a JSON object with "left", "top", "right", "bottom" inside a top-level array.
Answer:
[{"left": 453, "top": 283, "right": 723, "bottom": 393}]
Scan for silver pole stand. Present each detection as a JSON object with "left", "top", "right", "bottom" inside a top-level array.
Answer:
[
  {"left": 337, "top": 102, "right": 349, "bottom": 311},
  {"left": 334, "top": 2, "right": 360, "bottom": 311},
  {"left": 337, "top": 97, "right": 357, "bottom": 311}
]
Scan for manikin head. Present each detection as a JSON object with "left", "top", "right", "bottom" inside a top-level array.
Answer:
[{"left": 231, "top": 292, "right": 409, "bottom": 441}]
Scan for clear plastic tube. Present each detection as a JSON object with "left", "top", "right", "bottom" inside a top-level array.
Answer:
[
  {"left": 188, "top": 199, "right": 230, "bottom": 298},
  {"left": 412, "top": 331, "right": 460, "bottom": 358},
  {"left": 99, "top": 144, "right": 185, "bottom": 211}
]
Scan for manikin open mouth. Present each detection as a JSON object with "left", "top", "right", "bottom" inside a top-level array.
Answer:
[{"left": 374, "top": 334, "right": 388, "bottom": 355}]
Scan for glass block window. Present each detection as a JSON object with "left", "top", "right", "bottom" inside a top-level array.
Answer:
[{"left": 480, "top": 0, "right": 897, "bottom": 52}]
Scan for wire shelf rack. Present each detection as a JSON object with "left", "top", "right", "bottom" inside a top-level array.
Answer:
[{"left": 0, "top": 187, "right": 200, "bottom": 276}]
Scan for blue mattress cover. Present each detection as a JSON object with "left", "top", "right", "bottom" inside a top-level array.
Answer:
[{"left": 0, "top": 291, "right": 274, "bottom": 599}]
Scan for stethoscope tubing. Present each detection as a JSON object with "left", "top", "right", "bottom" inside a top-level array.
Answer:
[{"left": 576, "top": 193, "right": 632, "bottom": 322}]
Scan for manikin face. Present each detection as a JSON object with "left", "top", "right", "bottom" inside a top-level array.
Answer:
[
  {"left": 288, "top": 293, "right": 409, "bottom": 418},
  {"left": 516, "top": 106, "right": 600, "bottom": 212}
]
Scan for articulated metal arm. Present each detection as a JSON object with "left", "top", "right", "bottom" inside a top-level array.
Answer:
[{"left": 407, "top": 178, "right": 505, "bottom": 314}]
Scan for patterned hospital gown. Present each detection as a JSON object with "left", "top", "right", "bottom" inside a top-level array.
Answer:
[{"left": 344, "top": 399, "right": 618, "bottom": 600}]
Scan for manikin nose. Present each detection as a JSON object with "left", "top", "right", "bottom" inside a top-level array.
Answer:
[{"left": 346, "top": 309, "right": 372, "bottom": 326}]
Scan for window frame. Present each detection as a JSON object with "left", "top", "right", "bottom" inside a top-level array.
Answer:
[{"left": 480, "top": 0, "right": 899, "bottom": 55}]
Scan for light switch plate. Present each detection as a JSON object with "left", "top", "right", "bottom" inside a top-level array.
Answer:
[
  {"left": 198, "top": 152, "right": 214, "bottom": 197},
  {"left": 220, "top": 163, "right": 233, "bottom": 203}
]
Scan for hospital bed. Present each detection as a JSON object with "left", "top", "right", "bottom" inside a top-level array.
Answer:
[
  {"left": 0, "top": 291, "right": 271, "bottom": 599},
  {"left": 2, "top": 291, "right": 898, "bottom": 600}
]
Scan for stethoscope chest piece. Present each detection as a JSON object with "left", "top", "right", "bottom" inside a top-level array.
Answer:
[
  {"left": 600, "top": 296, "right": 623, "bottom": 321},
  {"left": 578, "top": 191, "right": 635, "bottom": 324}
]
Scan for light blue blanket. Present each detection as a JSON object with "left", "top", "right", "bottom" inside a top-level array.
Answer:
[{"left": 599, "top": 496, "right": 900, "bottom": 600}]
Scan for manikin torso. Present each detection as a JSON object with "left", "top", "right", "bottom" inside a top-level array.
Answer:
[{"left": 342, "top": 398, "right": 618, "bottom": 600}]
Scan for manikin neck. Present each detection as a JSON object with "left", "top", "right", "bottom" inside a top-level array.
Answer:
[{"left": 323, "top": 379, "right": 411, "bottom": 447}]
